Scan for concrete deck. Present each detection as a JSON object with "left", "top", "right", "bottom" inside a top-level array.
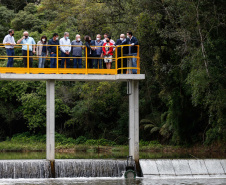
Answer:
[{"left": 0, "top": 74, "right": 145, "bottom": 81}]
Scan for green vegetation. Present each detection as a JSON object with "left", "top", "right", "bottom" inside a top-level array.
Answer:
[
  {"left": 0, "top": 132, "right": 118, "bottom": 151},
  {"left": 0, "top": 0, "right": 225, "bottom": 147}
]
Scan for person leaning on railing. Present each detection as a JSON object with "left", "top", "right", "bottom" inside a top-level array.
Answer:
[
  {"left": 102, "top": 36, "right": 114, "bottom": 70},
  {"left": 60, "top": 32, "right": 71, "bottom": 68},
  {"left": 36, "top": 35, "right": 49, "bottom": 68},
  {"left": 3, "top": 29, "right": 16, "bottom": 67},
  {"left": 71, "top": 34, "right": 83, "bottom": 68},
  {"left": 48, "top": 33, "right": 59, "bottom": 68},
  {"left": 17, "top": 31, "right": 36, "bottom": 68}
]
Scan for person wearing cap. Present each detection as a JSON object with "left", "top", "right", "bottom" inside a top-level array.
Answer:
[{"left": 3, "top": 29, "right": 16, "bottom": 67}]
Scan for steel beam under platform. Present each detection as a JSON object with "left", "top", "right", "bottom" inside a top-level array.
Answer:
[{"left": 0, "top": 74, "right": 145, "bottom": 81}]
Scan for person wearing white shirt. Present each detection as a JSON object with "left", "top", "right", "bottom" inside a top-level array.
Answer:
[
  {"left": 3, "top": 29, "right": 16, "bottom": 67},
  {"left": 60, "top": 32, "right": 71, "bottom": 68}
]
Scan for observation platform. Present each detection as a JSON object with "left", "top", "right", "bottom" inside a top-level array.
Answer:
[
  {"left": 0, "top": 73, "right": 145, "bottom": 81},
  {"left": 0, "top": 43, "right": 144, "bottom": 81},
  {"left": 0, "top": 43, "right": 143, "bottom": 164}
]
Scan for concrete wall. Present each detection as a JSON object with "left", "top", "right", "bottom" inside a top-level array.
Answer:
[{"left": 140, "top": 159, "right": 226, "bottom": 178}]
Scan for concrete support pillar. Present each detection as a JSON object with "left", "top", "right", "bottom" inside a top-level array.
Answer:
[
  {"left": 128, "top": 80, "right": 139, "bottom": 163},
  {"left": 46, "top": 80, "right": 55, "bottom": 161}
]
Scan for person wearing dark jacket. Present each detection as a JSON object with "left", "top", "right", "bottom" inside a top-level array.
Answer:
[
  {"left": 115, "top": 34, "right": 128, "bottom": 74},
  {"left": 84, "top": 35, "right": 95, "bottom": 68},
  {"left": 126, "top": 31, "right": 138, "bottom": 74},
  {"left": 48, "top": 33, "right": 59, "bottom": 68},
  {"left": 71, "top": 34, "right": 83, "bottom": 68}
]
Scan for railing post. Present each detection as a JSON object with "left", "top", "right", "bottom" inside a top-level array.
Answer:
[
  {"left": 56, "top": 45, "right": 59, "bottom": 74},
  {"left": 115, "top": 46, "right": 118, "bottom": 75},
  {"left": 85, "top": 47, "right": 88, "bottom": 75},
  {"left": 137, "top": 45, "right": 140, "bottom": 74},
  {"left": 121, "top": 46, "right": 123, "bottom": 74},
  {"left": 27, "top": 44, "right": 29, "bottom": 74}
]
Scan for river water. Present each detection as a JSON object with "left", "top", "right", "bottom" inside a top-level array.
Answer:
[{"left": 0, "top": 177, "right": 226, "bottom": 185}]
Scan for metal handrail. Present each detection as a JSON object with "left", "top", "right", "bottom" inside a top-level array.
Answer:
[{"left": 0, "top": 44, "right": 140, "bottom": 75}]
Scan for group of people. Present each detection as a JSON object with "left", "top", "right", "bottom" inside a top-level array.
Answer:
[{"left": 3, "top": 29, "right": 138, "bottom": 74}]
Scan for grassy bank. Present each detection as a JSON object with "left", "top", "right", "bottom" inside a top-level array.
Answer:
[{"left": 0, "top": 132, "right": 225, "bottom": 154}]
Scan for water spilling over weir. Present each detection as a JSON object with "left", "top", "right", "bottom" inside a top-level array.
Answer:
[
  {"left": 140, "top": 159, "right": 226, "bottom": 178},
  {"left": 0, "top": 159, "right": 129, "bottom": 178}
]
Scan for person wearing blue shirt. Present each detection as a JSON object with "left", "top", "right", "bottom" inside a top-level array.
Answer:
[
  {"left": 48, "top": 33, "right": 59, "bottom": 68},
  {"left": 17, "top": 31, "right": 36, "bottom": 68}
]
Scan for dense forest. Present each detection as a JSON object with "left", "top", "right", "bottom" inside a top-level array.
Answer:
[{"left": 0, "top": 0, "right": 225, "bottom": 146}]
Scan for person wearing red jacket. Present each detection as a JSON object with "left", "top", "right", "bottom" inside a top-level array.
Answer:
[{"left": 102, "top": 36, "right": 114, "bottom": 70}]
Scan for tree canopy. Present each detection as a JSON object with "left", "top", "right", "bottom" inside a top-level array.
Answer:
[{"left": 0, "top": 0, "right": 225, "bottom": 145}]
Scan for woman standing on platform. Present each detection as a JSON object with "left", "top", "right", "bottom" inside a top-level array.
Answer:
[
  {"left": 36, "top": 35, "right": 48, "bottom": 68},
  {"left": 103, "top": 36, "right": 114, "bottom": 69}
]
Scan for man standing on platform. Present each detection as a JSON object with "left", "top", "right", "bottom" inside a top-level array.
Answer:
[
  {"left": 71, "top": 34, "right": 83, "bottom": 68},
  {"left": 60, "top": 32, "right": 71, "bottom": 68},
  {"left": 94, "top": 34, "right": 104, "bottom": 69},
  {"left": 115, "top": 34, "right": 128, "bottom": 74},
  {"left": 48, "top": 33, "right": 59, "bottom": 68},
  {"left": 3, "top": 29, "right": 16, "bottom": 67},
  {"left": 126, "top": 31, "right": 138, "bottom": 74},
  {"left": 17, "top": 31, "right": 36, "bottom": 68}
]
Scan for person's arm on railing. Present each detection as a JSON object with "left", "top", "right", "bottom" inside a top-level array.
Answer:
[
  {"left": 131, "top": 38, "right": 138, "bottom": 46},
  {"left": 17, "top": 36, "right": 25, "bottom": 44},
  {"left": 85, "top": 42, "right": 91, "bottom": 50},
  {"left": 3, "top": 36, "right": 14, "bottom": 45}
]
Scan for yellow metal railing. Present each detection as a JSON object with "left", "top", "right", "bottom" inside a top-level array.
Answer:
[{"left": 0, "top": 44, "right": 140, "bottom": 75}]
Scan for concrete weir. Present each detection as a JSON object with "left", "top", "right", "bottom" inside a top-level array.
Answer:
[
  {"left": 0, "top": 159, "right": 128, "bottom": 178},
  {"left": 139, "top": 159, "right": 226, "bottom": 178}
]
